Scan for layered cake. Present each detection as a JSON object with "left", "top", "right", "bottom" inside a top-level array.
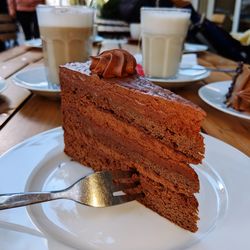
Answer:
[
  {"left": 226, "top": 62, "right": 250, "bottom": 113},
  {"left": 60, "top": 49, "right": 206, "bottom": 232}
]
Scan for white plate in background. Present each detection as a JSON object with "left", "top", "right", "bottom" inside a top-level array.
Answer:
[
  {"left": 0, "top": 128, "right": 249, "bottom": 249},
  {"left": 184, "top": 43, "right": 208, "bottom": 53},
  {"left": 0, "top": 78, "right": 7, "bottom": 94},
  {"left": 24, "top": 38, "right": 42, "bottom": 48},
  {"left": 12, "top": 66, "right": 60, "bottom": 99},
  {"left": 199, "top": 81, "right": 250, "bottom": 120}
]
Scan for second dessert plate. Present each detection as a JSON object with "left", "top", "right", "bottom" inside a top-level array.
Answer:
[
  {"left": 12, "top": 66, "right": 61, "bottom": 99},
  {"left": 199, "top": 81, "right": 250, "bottom": 120}
]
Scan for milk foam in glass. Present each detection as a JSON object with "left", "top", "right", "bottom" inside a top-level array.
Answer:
[
  {"left": 36, "top": 5, "right": 94, "bottom": 86},
  {"left": 141, "top": 8, "right": 190, "bottom": 78}
]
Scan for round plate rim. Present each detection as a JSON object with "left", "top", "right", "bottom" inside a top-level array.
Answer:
[
  {"left": 12, "top": 66, "right": 61, "bottom": 93},
  {"left": 0, "top": 78, "right": 7, "bottom": 93},
  {"left": 198, "top": 80, "right": 250, "bottom": 120},
  {"left": 0, "top": 127, "right": 249, "bottom": 249}
]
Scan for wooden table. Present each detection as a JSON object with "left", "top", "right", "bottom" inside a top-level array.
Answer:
[{"left": 0, "top": 42, "right": 249, "bottom": 157}]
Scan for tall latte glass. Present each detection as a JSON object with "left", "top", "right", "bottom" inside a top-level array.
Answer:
[
  {"left": 36, "top": 5, "right": 94, "bottom": 86},
  {"left": 141, "top": 8, "right": 190, "bottom": 78}
]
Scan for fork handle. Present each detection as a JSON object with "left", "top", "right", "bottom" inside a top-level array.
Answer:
[{"left": 0, "top": 191, "right": 61, "bottom": 210}]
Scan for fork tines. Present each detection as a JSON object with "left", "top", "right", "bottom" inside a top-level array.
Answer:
[
  {"left": 92, "top": 170, "right": 143, "bottom": 206},
  {"left": 104, "top": 169, "right": 142, "bottom": 193},
  {"left": 111, "top": 192, "right": 144, "bottom": 205},
  {"left": 111, "top": 181, "right": 140, "bottom": 192},
  {"left": 109, "top": 169, "right": 136, "bottom": 179},
  {"left": 108, "top": 169, "right": 139, "bottom": 190}
]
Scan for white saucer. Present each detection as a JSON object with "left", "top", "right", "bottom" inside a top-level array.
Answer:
[
  {"left": 0, "top": 78, "right": 7, "bottom": 94},
  {"left": 24, "top": 36, "right": 104, "bottom": 48},
  {"left": 12, "top": 67, "right": 61, "bottom": 99},
  {"left": 0, "top": 127, "right": 249, "bottom": 249},
  {"left": 184, "top": 43, "right": 208, "bottom": 53},
  {"left": 134, "top": 53, "right": 210, "bottom": 88},
  {"left": 147, "top": 65, "right": 210, "bottom": 88},
  {"left": 199, "top": 81, "right": 250, "bottom": 120}
]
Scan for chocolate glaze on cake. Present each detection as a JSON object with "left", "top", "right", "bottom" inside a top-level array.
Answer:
[{"left": 60, "top": 49, "right": 206, "bottom": 232}]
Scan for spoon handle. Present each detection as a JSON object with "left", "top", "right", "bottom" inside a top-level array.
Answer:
[{"left": 180, "top": 66, "right": 236, "bottom": 73}]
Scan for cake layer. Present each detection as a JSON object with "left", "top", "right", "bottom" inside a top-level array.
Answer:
[
  {"left": 139, "top": 175, "right": 199, "bottom": 232},
  {"left": 63, "top": 101, "right": 200, "bottom": 192},
  {"left": 60, "top": 64, "right": 205, "bottom": 162},
  {"left": 61, "top": 82, "right": 200, "bottom": 163},
  {"left": 62, "top": 105, "right": 199, "bottom": 186},
  {"left": 64, "top": 120, "right": 199, "bottom": 196},
  {"left": 64, "top": 131, "right": 199, "bottom": 232},
  {"left": 63, "top": 101, "right": 195, "bottom": 164}
]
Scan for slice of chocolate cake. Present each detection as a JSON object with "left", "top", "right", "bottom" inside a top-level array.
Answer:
[
  {"left": 60, "top": 49, "right": 206, "bottom": 232},
  {"left": 226, "top": 62, "right": 250, "bottom": 113}
]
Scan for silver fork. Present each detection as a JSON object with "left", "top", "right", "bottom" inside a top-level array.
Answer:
[{"left": 0, "top": 170, "right": 142, "bottom": 210}]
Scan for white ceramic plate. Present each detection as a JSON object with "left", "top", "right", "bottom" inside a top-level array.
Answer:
[
  {"left": 24, "top": 38, "right": 42, "bottom": 48},
  {"left": 134, "top": 53, "right": 210, "bottom": 88},
  {"left": 184, "top": 43, "right": 208, "bottom": 53},
  {"left": 0, "top": 78, "right": 7, "bottom": 94},
  {"left": 12, "top": 66, "right": 60, "bottom": 99},
  {"left": 199, "top": 81, "right": 250, "bottom": 120},
  {"left": 0, "top": 128, "right": 249, "bottom": 249},
  {"left": 147, "top": 65, "right": 210, "bottom": 88}
]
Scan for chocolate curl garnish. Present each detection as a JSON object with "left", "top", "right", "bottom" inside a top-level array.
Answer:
[{"left": 90, "top": 49, "right": 137, "bottom": 78}]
